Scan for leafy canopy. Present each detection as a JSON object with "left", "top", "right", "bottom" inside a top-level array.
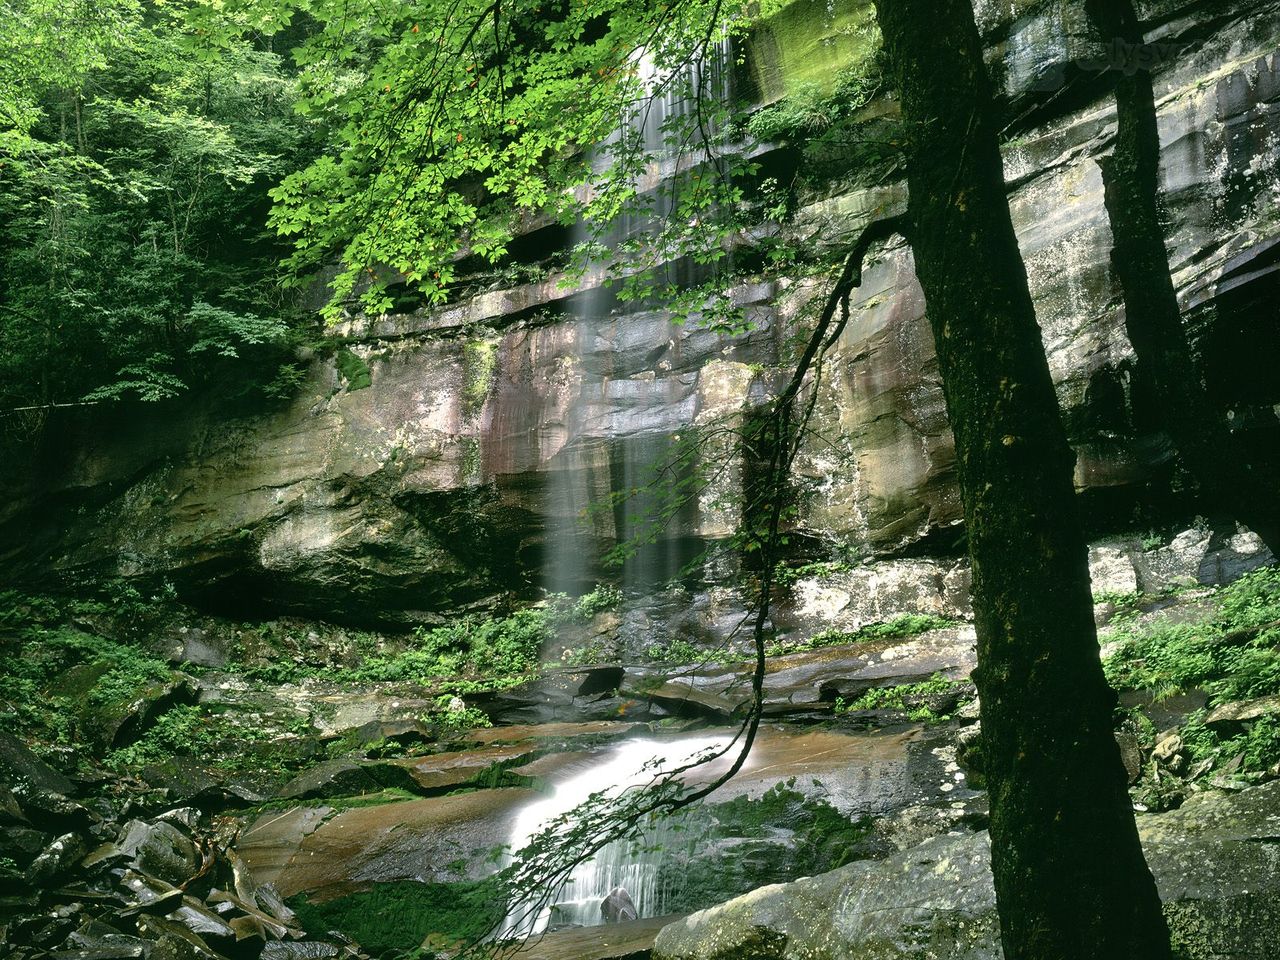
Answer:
[
  {"left": 0, "top": 0, "right": 313, "bottom": 412},
  {"left": 183, "top": 0, "right": 764, "bottom": 321}
]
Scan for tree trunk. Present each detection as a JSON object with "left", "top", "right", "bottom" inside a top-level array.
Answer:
[
  {"left": 1085, "top": 0, "right": 1280, "bottom": 553},
  {"left": 870, "top": 2, "right": 1171, "bottom": 958}
]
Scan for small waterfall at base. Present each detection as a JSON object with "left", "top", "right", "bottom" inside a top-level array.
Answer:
[{"left": 498, "top": 735, "right": 729, "bottom": 939}]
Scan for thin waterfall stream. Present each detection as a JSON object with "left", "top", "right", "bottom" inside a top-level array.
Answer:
[
  {"left": 511, "top": 36, "right": 736, "bottom": 941},
  {"left": 543, "top": 35, "right": 733, "bottom": 600}
]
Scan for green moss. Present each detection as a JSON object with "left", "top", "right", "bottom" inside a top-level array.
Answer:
[
  {"left": 287, "top": 879, "right": 505, "bottom": 958},
  {"left": 462, "top": 339, "right": 497, "bottom": 414},
  {"left": 744, "top": 0, "right": 880, "bottom": 104},
  {"left": 656, "top": 781, "right": 877, "bottom": 915},
  {"left": 336, "top": 347, "right": 372, "bottom": 391}
]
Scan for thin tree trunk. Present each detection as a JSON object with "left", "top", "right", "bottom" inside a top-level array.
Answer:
[
  {"left": 74, "top": 93, "right": 86, "bottom": 154},
  {"left": 1085, "top": 0, "right": 1280, "bottom": 553},
  {"left": 870, "top": 2, "right": 1171, "bottom": 958}
]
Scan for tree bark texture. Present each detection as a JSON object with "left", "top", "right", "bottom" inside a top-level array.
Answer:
[{"left": 870, "top": 1, "right": 1172, "bottom": 958}]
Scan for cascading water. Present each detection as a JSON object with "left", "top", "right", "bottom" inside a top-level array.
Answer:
[
  {"left": 498, "top": 736, "right": 730, "bottom": 938},
  {"left": 543, "top": 36, "right": 734, "bottom": 600},
  {"left": 514, "top": 32, "right": 736, "bottom": 944}
]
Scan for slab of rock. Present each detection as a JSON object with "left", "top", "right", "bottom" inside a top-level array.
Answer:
[
  {"left": 238, "top": 788, "right": 539, "bottom": 899},
  {"left": 517, "top": 914, "right": 681, "bottom": 960},
  {"left": 274, "top": 758, "right": 422, "bottom": 801},
  {"left": 653, "top": 781, "right": 1280, "bottom": 960},
  {"left": 621, "top": 628, "right": 977, "bottom": 719},
  {"left": 117, "top": 821, "right": 200, "bottom": 886},
  {"left": 24, "top": 832, "right": 86, "bottom": 886},
  {"left": 0, "top": 731, "right": 76, "bottom": 797},
  {"left": 394, "top": 741, "right": 538, "bottom": 792},
  {"left": 1205, "top": 695, "right": 1280, "bottom": 730}
]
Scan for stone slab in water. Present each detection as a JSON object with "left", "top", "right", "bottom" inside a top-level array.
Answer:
[{"left": 238, "top": 788, "right": 539, "bottom": 899}]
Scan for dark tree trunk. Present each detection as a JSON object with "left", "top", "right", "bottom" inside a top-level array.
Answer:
[
  {"left": 1085, "top": 0, "right": 1280, "bottom": 553},
  {"left": 870, "top": 2, "right": 1171, "bottom": 958}
]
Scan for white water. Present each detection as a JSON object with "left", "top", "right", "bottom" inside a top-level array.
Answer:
[{"left": 499, "top": 735, "right": 730, "bottom": 938}]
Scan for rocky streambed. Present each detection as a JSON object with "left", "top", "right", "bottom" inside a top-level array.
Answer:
[{"left": 4, "top": 530, "right": 1280, "bottom": 960}]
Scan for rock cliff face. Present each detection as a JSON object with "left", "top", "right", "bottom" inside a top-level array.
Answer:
[{"left": 3, "top": 1, "right": 1279, "bottom": 623}]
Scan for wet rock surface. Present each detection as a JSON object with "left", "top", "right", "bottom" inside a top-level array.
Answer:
[
  {"left": 0, "top": 776, "right": 371, "bottom": 960},
  {"left": 652, "top": 781, "right": 1280, "bottom": 960}
]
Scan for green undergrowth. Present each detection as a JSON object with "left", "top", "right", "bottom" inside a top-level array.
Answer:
[
  {"left": 767, "top": 614, "right": 958, "bottom": 658},
  {"left": 105, "top": 704, "right": 313, "bottom": 774},
  {"left": 837, "top": 672, "right": 973, "bottom": 723},
  {"left": 1103, "top": 565, "right": 1280, "bottom": 777},
  {"left": 287, "top": 878, "right": 504, "bottom": 958},
  {"left": 0, "top": 594, "right": 174, "bottom": 762},
  {"left": 238, "top": 587, "right": 622, "bottom": 692},
  {"left": 0, "top": 591, "right": 317, "bottom": 780}
]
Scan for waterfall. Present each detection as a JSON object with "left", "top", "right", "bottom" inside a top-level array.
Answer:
[
  {"left": 498, "top": 735, "right": 730, "bottom": 938},
  {"left": 543, "top": 36, "right": 734, "bottom": 601}
]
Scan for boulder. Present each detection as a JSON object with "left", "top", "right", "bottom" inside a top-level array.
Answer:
[
  {"left": 1205, "top": 694, "right": 1280, "bottom": 731},
  {"left": 653, "top": 782, "right": 1280, "bottom": 960},
  {"left": 601, "top": 887, "right": 639, "bottom": 924},
  {"left": 24, "top": 832, "right": 87, "bottom": 886},
  {"left": 0, "top": 731, "right": 76, "bottom": 797},
  {"left": 95, "top": 675, "right": 199, "bottom": 750},
  {"left": 118, "top": 821, "right": 201, "bottom": 886},
  {"left": 274, "top": 757, "right": 423, "bottom": 801}
]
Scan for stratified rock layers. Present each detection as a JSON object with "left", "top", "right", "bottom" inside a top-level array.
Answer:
[{"left": 3, "top": 2, "right": 1279, "bottom": 622}]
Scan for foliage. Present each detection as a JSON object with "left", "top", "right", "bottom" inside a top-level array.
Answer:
[
  {"left": 745, "top": 63, "right": 881, "bottom": 143},
  {"left": 171, "top": 0, "right": 772, "bottom": 331},
  {"left": 566, "top": 584, "right": 624, "bottom": 621},
  {"left": 0, "top": 593, "right": 174, "bottom": 753},
  {"left": 645, "top": 638, "right": 703, "bottom": 664},
  {"left": 1102, "top": 566, "right": 1280, "bottom": 776},
  {"left": 1102, "top": 566, "right": 1280, "bottom": 703},
  {"left": 0, "top": 0, "right": 316, "bottom": 415},
  {"left": 767, "top": 613, "right": 956, "bottom": 657},
  {"left": 839, "top": 672, "right": 972, "bottom": 723},
  {"left": 772, "top": 558, "right": 857, "bottom": 588},
  {"left": 431, "top": 696, "right": 493, "bottom": 732},
  {"left": 287, "top": 879, "right": 504, "bottom": 958}
]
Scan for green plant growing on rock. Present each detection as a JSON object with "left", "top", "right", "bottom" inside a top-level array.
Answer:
[
  {"left": 1102, "top": 566, "right": 1280, "bottom": 703},
  {"left": 335, "top": 348, "right": 373, "bottom": 391},
  {"left": 1103, "top": 566, "right": 1280, "bottom": 779},
  {"left": 768, "top": 613, "right": 956, "bottom": 657},
  {"left": 646, "top": 638, "right": 702, "bottom": 664},
  {"left": 842, "top": 673, "right": 973, "bottom": 723}
]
